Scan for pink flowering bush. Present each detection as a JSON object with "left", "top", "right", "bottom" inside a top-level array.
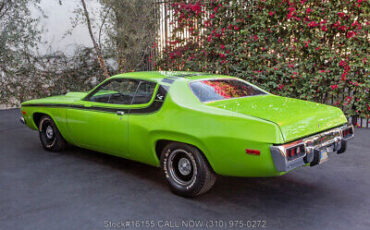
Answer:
[{"left": 158, "top": 0, "right": 369, "bottom": 120}]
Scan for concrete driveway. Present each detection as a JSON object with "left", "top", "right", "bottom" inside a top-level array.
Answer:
[{"left": 1, "top": 109, "right": 369, "bottom": 230}]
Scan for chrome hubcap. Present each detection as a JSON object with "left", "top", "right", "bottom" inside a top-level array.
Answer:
[
  {"left": 168, "top": 149, "right": 196, "bottom": 186},
  {"left": 178, "top": 158, "right": 192, "bottom": 176},
  {"left": 45, "top": 126, "right": 54, "bottom": 139}
]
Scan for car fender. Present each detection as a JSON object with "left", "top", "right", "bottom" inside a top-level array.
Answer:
[
  {"left": 22, "top": 106, "right": 69, "bottom": 141},
  {"left": 150, "top": 130, "right": 215, "bottom": 169}
]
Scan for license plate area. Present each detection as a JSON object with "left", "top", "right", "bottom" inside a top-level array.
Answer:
[
  {"left": 319, "top": 150, "right": 329, "bottom": 164},
  {"left": 310, "top": 146, "right": 332, "bottom": 167}
]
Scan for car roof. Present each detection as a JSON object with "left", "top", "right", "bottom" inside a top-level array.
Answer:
[{"left": 109, "top": 71, "right": 234, "bottom": 83}]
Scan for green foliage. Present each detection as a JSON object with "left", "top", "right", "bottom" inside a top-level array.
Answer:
[
  {"left": 99, "top": 0, "right": 159, "bottom": 72},
  {"left": 1, "top": 0, "right": 159, "bottom": 107},
  {"left": 0, "top": 48, "right": 105, "bottom": 107},
  {"left": 0, "top": 0, "right": 42, "bottom": 106},
  {"left": 0, "top": 0, "right": 41, "bottom": 78},
  {"left": 158, "top": 0, "right": 370, "bottom": 120}
]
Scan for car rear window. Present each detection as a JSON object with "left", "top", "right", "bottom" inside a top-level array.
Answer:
[{"left": 190, "top": 79, "right": 266, "bottom": 103}]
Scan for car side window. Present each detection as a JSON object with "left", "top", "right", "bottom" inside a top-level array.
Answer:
[
  {"left": 132, "top": 81, "right": 157, "bottom": 104},
  {"left": 88, "top": 79, "right": 140, "bottom": 104}
]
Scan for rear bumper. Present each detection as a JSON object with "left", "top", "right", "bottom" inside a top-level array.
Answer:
[{"left": 270, "top": 124, "right": 354, "bottom": 172}]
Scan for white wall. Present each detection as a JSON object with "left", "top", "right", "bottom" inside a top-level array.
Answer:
[{"left": 34, "top": 0, "right": 102, "bottom": 55}]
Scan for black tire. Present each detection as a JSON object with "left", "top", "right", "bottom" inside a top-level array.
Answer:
[
  {"left": 160, "top": 142, "right": 216, "bottom": 197},
  {"left": 38, "top": 115, "right": 67, "bottom": 152}
]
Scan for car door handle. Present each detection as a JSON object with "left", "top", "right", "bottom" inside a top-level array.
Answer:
[{"left": 116, "top": 111, "right": 125, "bottom": 116}]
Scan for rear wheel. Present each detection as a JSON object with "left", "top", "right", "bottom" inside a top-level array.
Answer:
[
  {"left": 39, "top": 115, "right": 67, "bottom": 151},
  {"left": 160, "top": 142, "right": 216, "bottom": 197}
]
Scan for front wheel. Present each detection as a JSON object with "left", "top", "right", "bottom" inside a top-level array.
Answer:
[
  {"left": 160, "top": 143, "right": 216, "bottom": 197},
  {"left": 39, "top": 115, "right": 67, "bottom": 152}
]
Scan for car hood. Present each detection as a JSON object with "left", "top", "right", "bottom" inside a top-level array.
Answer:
[
  {"left": 207, "top": 95, "right": 347, "bottom": 143},
  {"left": 21, "top": 91, "right": 88, "bottom": 105}
]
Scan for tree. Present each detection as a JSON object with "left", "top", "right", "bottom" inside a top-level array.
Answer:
[
  {"left": 80, "top": 0, "right": 110, "bottom": 79},
  {"left": 0, "top": 0, "right": 41, "bottom": 78},
  {"left": 99, "top": 0, "right": 159, "bottom": 72},
  {"left": 0, "top": 0, "right": 42, "bottom": 106},
  {"left": 67, "top": 0, "right": 159, "bottom": 74},
  {"left": 62, "top": 0, "right": 110, "bottom": 78}
]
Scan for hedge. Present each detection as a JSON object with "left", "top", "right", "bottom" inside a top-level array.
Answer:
[{"left": 157, "top": 0, "right": 369, "bottom": 123}]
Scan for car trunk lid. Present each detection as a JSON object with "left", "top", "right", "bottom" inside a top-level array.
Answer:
[{"left": 207, "top": 95, "right": 347, "bottom": 143}]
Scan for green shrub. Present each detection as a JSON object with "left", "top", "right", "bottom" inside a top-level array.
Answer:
[{"left": 157, "top": 0, "right": 369, "bottom": 121}]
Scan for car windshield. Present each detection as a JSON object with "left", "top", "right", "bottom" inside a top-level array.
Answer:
[{"left": 190, "top": 79, "right": 266, "bottom": 103}]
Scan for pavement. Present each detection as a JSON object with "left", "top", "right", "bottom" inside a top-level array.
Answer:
[{"left": 1, "top": 108, "right": 369, "bottom": 230}]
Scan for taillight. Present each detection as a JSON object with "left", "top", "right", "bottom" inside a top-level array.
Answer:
[
  {"left": 342, "top": 128, "right": 353, "bottom": 138},
  {"left": 286, "top": 144, "right": 305, "bottom": 161}
]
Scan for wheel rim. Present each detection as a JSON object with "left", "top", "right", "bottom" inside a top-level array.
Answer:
[
  {"left": 45, "top": 126, "right": 54, "bottom": 139},
  {"left": 168, "top": 149, "right": 197, "bottom": 186},
  {"left": 40, "top": 120, "right": 56, "bottom": 147},
  {"left": 178, "top": 158, "right": 192, "bottom": 176}
]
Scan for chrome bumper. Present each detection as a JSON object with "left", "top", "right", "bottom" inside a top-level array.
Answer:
[{"left": 270, "top": 124, "right": 354, "bottom": 172}]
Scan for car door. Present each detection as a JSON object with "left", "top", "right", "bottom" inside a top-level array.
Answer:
[{"left": 66, "top": 78, "right": 141, "bottom": 157}]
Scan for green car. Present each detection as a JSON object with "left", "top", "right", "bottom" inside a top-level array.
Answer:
[{"left": 20, "top": 71, "right": 354, "bottom": 197}]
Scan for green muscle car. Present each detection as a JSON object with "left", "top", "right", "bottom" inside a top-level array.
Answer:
[{"left": 20, "top": 71, "right": 354, "bottom": 197}]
